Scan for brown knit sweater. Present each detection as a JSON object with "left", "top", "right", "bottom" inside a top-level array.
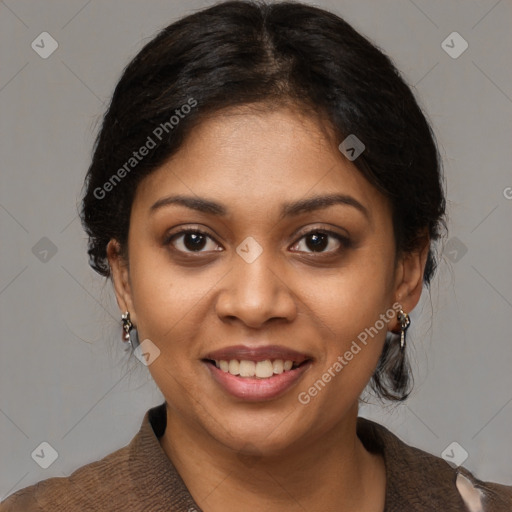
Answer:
[{"left": 1, "top": 402, "right": 511, "bottom": 511}]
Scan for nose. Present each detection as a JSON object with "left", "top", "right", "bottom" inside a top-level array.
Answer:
[{"left": 215, "top": 251, "right": 297, "bottom": 329}]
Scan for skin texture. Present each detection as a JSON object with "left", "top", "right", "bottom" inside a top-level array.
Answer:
[{"left": 108, "top": 105, "right": 429, "bottom": 512}]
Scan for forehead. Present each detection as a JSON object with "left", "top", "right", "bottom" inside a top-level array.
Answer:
[{"left": 133, "top": 106, "right": 390, "bottom": 223}]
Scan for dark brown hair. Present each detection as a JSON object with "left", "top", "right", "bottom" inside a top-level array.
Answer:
[{"left": 81, "top": 0, "right": 446, "bottom": 401}]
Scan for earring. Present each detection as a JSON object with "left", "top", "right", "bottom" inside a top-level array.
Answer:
[
  {"left": 121, "top": 311, "right": 140, "bottom": 350},
  {"left": 396, "top": 309, "right": 410, "bottom": 351}
]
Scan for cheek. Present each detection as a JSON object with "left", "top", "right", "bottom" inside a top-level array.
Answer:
[
  {"left": 126, "top": 245, "right": 183, "bottom": 347},
  {"left": 314, "top": 252, "right": 394, "bottom": 340},
  {"left": 123, "top": 241, "right": 216, "bottom": 399},
  {"left": 309, "top": 285, "right": 389, "bottom": 383},
  {"left": 296, "top": 291, "right": 391, "bottom": 424},
  {"left": 298, "top": 249, "right": 395, "bottom": 395}
]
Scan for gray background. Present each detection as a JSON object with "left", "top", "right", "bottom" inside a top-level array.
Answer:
[{"left": 1, "top": 0, "right": 511, "bottom": 500}]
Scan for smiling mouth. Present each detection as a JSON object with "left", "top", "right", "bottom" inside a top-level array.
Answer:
[{"left": 204, "top": 358, "right": 309, "bottom": 379}]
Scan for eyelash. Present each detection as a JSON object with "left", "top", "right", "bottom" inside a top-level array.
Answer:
[{"left": 164, "top": 227, "right": 351, "bottom": 256}]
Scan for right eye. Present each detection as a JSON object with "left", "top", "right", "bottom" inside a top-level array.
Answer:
[{"left": 165, "top": 228, "right": 223, "bottom": 253}]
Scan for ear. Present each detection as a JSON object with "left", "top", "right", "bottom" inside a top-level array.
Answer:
[
  {"left": 393, "top": 235, "right": 430, "bottom": 314},
  {"left": 107, "top": 239, "right": 137, "bottom": 324}
]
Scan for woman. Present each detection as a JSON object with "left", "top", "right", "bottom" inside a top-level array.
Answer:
[{"left": 1, "top": 1, "right": 510, "bottom": 511}]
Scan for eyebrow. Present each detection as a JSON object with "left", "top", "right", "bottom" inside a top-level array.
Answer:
[{"left": 150, "top": 193, "right": 369, "bottom": 220}]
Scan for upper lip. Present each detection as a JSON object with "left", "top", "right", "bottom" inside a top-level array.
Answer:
[{"left": 203, "top": 345, "right": 312, "bottom": 364}]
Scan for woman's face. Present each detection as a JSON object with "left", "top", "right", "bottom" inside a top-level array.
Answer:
[{"left": 110, "top": 106, "right": 424, "bottom": 455}]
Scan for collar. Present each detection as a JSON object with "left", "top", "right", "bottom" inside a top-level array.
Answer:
[{"left": 134, "top": 402, "right": 467, "bottom": 510}]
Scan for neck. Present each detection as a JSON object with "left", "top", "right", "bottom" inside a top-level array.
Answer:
[{"left": 159, "top": 404, "right": 386, "bottom": 512}]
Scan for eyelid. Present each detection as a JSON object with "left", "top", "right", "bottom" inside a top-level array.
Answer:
[
  {"left": 163, "top": 225, "right": 223, "bottom": 251},
  {"left": 291, "top": 225, "right": 350, "bottom": 244},
  {"left": 289, "top": 226, "right": 350, "bottom": 253}
]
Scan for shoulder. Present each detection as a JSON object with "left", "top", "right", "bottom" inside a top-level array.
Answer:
[
  {"left": 1, "top": 403, "right": 199, "bottom": 512},
  {"left": 456, "top": 466, "right": 512, "bottom": 512},
  {"left": 0, "top": 487, "right": 42, "bottom": 512},
  {"left": 357, "top": 416, "right": 512, "bottom": 511},
  {"left": 0, "top": 442, "right": 133, "bottom": 512}
]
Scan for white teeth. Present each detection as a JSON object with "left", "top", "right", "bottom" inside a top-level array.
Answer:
[
  {"left": 239, "top": 360, "right": 256, "bottom": 377},
  {"left": 272, "top": 359, "right": 284, "bottom": 374},
  {"left": 255, "top": 360, "right": 274, "bottom": 378},
  {"left": 214, "top": 358, "right": 298, "bottom": 378},
  {"left": 228, "top": 359, "right": 240, "bottom": 376}
]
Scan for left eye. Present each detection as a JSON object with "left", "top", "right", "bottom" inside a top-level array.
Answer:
[{"left": 290, "top": 231, "right": 345, "bottom": 253}]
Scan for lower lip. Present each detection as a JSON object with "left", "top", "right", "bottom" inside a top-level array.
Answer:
[{"left": 205, "top": 361, "right": 312, "bottom": 402}]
